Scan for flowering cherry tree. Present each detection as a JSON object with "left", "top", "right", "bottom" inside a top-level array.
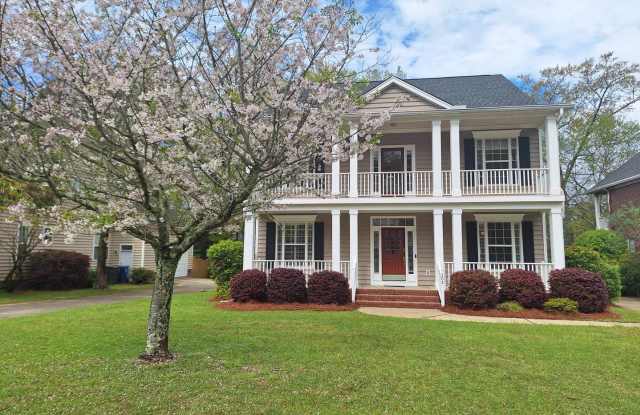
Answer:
[{"left": 0, "top": 0, "right": 387, "bottom": 359}]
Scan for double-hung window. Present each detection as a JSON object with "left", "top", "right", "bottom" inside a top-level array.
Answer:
[
  {"left": 478, "top": 221, "right": 522, "bottom": 263},
  {"left": 276, "top": 223, "right": 313, "bottom": 261},
  {"left": 476, "top": 138, "right": 519, "bottom": 170}
]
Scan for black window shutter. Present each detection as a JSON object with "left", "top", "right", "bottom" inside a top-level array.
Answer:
[
  {"left": 314, "top": 222, "right": 324, "bottom": 260},
  {"left": 518, "top": 136, "right": 531, "bottom": 168},
  {"left": 522, "top": 221, "right": 535, "bottom": 263},
  {"left": 466, "top": 221, "right": 478, "bottom": 262},
  {"left": 463, "top": 138, "right": 476, "bottom": 170},
  {"left": 463, "top": 138, "right": 476, "bottom": 187},
  {"left": 266, "top": 222, "right": 276, "bottom": 261}
]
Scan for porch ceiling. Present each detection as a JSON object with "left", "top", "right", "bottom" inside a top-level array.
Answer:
[{"left": 352, "top": 105, "right": 568, "bottom": 133}]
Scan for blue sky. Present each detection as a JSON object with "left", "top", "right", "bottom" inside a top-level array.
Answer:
[
  {"left": 356, "top": 0, "right": 640, "bottom": 120},
  {"left": 357, "top": 0, "right": 640, "bottom": 79}
]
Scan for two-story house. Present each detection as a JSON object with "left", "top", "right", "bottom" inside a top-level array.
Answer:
[{"left": 241, "top": 75, "right": 568, "bottom": 307}]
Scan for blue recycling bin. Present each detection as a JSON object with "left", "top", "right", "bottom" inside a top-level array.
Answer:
[{"left": 118, "top": 266, "right": 130, "bottom": 283}]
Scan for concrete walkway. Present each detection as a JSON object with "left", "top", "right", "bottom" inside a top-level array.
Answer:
[
  {"left": 615, "top": 297, "right": 640, "bottom": 311},
  {"left": 359, "top": 307, "right": 640, "bottom": 328},
  {"left": 0, "top": 278, "right": 214, "bottom": 319}
]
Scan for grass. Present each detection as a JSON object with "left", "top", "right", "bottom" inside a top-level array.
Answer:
[
  {"left": 0, "top": 283, "right": 151, "bottom": 305},
  {"left": 1, "top": 293, "right": 640, "bottom": 414},
  {"left": 610, "top": 305, "right": 640, "bottom": 323}
]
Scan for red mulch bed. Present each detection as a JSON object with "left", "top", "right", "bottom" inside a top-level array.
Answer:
[
  {"left": 442, "top": 305, "right": 620, "bottom": 321},
  {"left": 214, "top": 299, "right": 358, "bottom": 312}
]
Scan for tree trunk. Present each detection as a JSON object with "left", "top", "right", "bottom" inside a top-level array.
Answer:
[
  {"left": 141, "top": 249, "right": 178, "bottom": 360},
  {"left": 94, "top": 230, "right": 109, "bottom": 289}
]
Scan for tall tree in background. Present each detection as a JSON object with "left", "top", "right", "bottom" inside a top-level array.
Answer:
[
  {"left": 0, "top": 0, "right": 387, "bottom": 360},
  {"left": 520, "top": 53, "right": 640, "bottom": 240}
]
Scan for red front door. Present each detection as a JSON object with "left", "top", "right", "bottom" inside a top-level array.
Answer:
[{"left": 381, "top": 228, "right": 406, "bottom": 276}]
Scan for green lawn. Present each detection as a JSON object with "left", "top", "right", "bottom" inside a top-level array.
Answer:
[
  {"left": 1, "top": 293, "right": 640, "bottom": 414},
  {"left": 611, "top": 305, "right": 640, "bottom": 323},
  {"left": 0, "top": 284, "right": 151, "bottom": 305}
]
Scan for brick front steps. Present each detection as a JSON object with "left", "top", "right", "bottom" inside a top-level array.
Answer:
[{"left": 355, "top": 288, "right": 441, "bottom": 309}]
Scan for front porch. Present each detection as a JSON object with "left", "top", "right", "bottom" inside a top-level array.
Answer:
[{"left": 243, "top": 208, "right": 566, "bottom": 305}]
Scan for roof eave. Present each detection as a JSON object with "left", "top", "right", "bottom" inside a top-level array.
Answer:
[
  {"left": 589, "top": 174, "right": 640, "bottom": 194},
  {"left": 344, "top": 104, "right": 572, "bottom": 120}
]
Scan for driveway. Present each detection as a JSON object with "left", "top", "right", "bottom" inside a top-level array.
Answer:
[
  {"left": 0, "top": 278, "right": 214, "bottom": 319},
  {"left": 615, "top": 297, "right": 640, "bottom": 311}
]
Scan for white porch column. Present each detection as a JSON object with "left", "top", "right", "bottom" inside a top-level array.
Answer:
[
  {"left": 593, "top": 194, "right": 603, "bottom": 229},
  {"left": 432, "top": 120, "right": 442, "bottom": 196},
  {"left": 331, "top": 143, "right": 340, "bottom": 196},
  {"left": 433, "top": 209, "right": 444, "bottom": 272},
  {"left": 545, "top": 115, "right": 563, "bottom": 195},
  {"left": 550, "top": 207, "right": 565, "bottom": 269},
  {"left": 449, "top": 119, "right": 461, "bottom": 196},
  {"left": 242, "top": 211, "right": 255, "bottom": 269},
  {"left": 349, "top": 127, "right": 358, "bottom": 198},
  {"left": 349, "top": 209, "right": 359, "bottom": 300},
  {"left": 331, "top": 209, "right": 341, "bottom": 271},
  {"left": 452, "top": 208, "right": 463, "bottom": 271}
]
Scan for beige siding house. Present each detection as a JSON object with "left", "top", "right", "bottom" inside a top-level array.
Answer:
[
  {"left": 0, "top": 211, "right": 193, "bottom": 281},
  {"left": 244, "top": 75, "right": 568, "bottom": 307}
]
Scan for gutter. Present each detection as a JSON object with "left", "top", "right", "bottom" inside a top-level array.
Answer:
[{"left": 589, "top": 173, "right": 640, "bottom": 194}]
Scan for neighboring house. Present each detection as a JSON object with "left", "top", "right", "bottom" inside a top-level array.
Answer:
[
  {"left": 0, "top": 211, "right": 193, "bottom": 281},
  {"left": 241, "top": 75, "right": 569, "bottom": 307},
  {"left": 590, "top": 152, "right": 640, "bottom": 249}
]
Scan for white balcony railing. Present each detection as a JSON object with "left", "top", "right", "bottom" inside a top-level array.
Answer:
[
  {"left": 252, "top": 260, "right": 350, "bottom": 279},
  {"left": 269, "top": 168, "right": 551, "bottom": 199},
  {"left": 436, "top": 261, "right": 553, "bottom": 306},
  {"left": 356, "top": 171, "right": 432, "bottom": 196},
  {"left": 461, "top": 168, "right": 549, "bottom": 195}
]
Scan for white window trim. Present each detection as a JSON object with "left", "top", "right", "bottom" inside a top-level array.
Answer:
[
  {"left": 275, "top": 222, "right": 314, "bottom": 262},
  {"left": 475, "top": 137, "right": 519, "bottom": 170},
  {"left": 369, "top": 216, "right": 418, "bottom": 287},
  {"left": 370, "top": 144, "right": 416, "bottom": 173},
  {"left": 477, "top": 221, "right": 524, "bottom": 264}
]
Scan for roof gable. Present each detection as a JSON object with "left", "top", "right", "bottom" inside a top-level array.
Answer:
[
  {"left": 363, "top": 76, "right": 453, "bottom": 109},
  {"left": 360, "top": 74, "right": 536, "bottom": 108}
]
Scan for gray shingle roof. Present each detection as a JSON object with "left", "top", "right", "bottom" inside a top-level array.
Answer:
[
  {"left": 591, "top": 152, "right": 640, "bottom": 193},
  {"left": 361, "top": 74, "right": 536, "bottom": 108}
]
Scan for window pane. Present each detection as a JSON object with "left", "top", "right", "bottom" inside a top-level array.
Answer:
[
  {"left": 407, "top": 231, "right": 414, "bottom": 274},
  {"left": 486, "top": 222, "right": 514, "bottom": 263},
  {"left": 373, "top": 231, "right": 380, "bottom": 273}
]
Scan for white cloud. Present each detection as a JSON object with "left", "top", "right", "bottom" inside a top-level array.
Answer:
[{"left": 358, "top": 0, "right": 640, "bottom": 119}]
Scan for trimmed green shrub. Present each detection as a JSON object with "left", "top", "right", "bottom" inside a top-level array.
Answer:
[
  {"left": 307, "top": 271, "right": 351, "bottom": 305},
  {"left": 549, "top": 268, "right": 608, "bottom": 313},
  {"left": 449, "top": 270, "right": 498, "bottom": 309},
  {"left": 565, "top": 245, "right": 603, "bottom": 271},
  {"left": 207, "top": 240, "right": 243, "bottom": 288},
  {"left": 267, "top": 268, "right": 307, "bottom": 303},
  {"left": 129, "top": 268, "right": 156, "bottom": 284},
  {"left": 566, "top": 245, "right": 622, "bottom": 299},
  {"left": 621, "top": 254, "right": 640, "bottom": 297},
  {"left": 499, "top": 269, "right": 546, "bottom": 308},
  {"left": 574, "top": 229, "right": 628, "bottom": 262},
  {"left": 544, "top": 298, "right": 578, "bottom": 313},
  {"left": 230, "top": 269, "right": 267, "bottom": 302},
  {"left": 497, "top": 301, "right": 524, "bottom": 312},
  {"left": 212, "top": 284, "right": 231, "bottom": 300},
  {"left": 17, "top": 250, "right": 90, "bottom": 291}
]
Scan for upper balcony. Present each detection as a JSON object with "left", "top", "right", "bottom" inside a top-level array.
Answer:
[
  {"left": 275, "top": 168, "right": 550, "bottom": 198},
  {"left": 265, "top": 75, "right": 568, "bottom": 204}
]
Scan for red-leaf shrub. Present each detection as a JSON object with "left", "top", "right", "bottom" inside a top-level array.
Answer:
[
  {"left": 230, "top": 269, "right": 267, "bottom": 302},
  {"left": 499, "top": 269, "right": 546, "bottom": 309},
  {"left": 267, "top": 268, "right": 307, "bottom": 303},
  {"left": 307, "top": 271, "right": 351, "bottom": 305},
  {"left": 449, "top": 270, "right": 498, "bottom": 309},
  {"left": 549, "top": 268, "right": 609, "bottom": 313},
  {"left": 19, "top": 250, "right": 90, "bottom": 290}
]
